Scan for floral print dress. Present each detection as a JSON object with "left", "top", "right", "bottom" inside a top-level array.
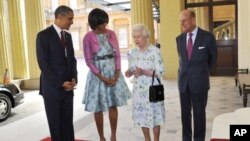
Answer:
[
  {"left": 128, "top": 44, "right": 165, "bottom": 128},
  {"left": 83, "top": 34, "right": 131, "bottom": 112}
]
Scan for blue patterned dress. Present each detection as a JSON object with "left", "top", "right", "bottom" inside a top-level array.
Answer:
[
  {"left": 128, "top": 44, "right": 165, "bottom": 128},
  {"left": 83, "top": 34, "right": 131, "bottom": 112}
]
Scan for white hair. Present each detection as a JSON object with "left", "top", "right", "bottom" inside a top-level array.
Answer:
[{"left": 132, "top": 24, "right": 150, "bottom": 39}]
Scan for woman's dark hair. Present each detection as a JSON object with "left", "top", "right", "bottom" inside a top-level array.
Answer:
[{"left": 88, "top": 8, "right": 109, "bottom": 30}]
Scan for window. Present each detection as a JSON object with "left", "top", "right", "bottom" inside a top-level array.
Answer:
[
  {"left": 71, "top": 31, "right": 80, "bottom": 50},
  {"left": 114, "top": 19, "right": 129, "bottom": 49},
  {"left": 118, "top": 27, "right": 129, "bottom": 48},
  {"left": 51, "top": 0, "right": 58, "bottom": 11},
  {"left": 70, "top": 0, "right": 77, "bottom": 9}
]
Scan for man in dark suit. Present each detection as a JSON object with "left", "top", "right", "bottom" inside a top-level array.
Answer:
[
  {"left": 176, "top": 9, "right": 217, "bottom": 141},
  {"left": 36, "top": 5, "right": 77, "bottom": 141}
]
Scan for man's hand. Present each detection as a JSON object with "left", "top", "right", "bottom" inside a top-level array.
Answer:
[
  {"left": 71, "top": 78, "right": 76, "bottom": 87},
  {"left": 62, "top": 79, "right": 77, "bottom": 91}
]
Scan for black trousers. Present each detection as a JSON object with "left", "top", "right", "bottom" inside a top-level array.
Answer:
[
  {"left": 44, "top": 94, "right": 74, "bottom": 141},
  {"left": 179, "top": 87, "right": 208, "bottom": 141}
]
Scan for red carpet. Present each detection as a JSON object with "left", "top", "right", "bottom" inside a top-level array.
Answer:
[
  {"left": 41, "top": 137, "right": 89, "bottom": 141},
  {"left": 210, "top": 139, "right": 229, "bottom": 141}
]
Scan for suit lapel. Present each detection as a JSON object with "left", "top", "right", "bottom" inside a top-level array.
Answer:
[
  {"left": 180, "top": 33, "right": 189, "bottom": 62},
  {"left": 50, "top": 26, "right": 67, "bottom": 58},
  {"left": 190, "top": 28, "right": 203, "bottom": 61},
  {"left": 50, "top": 26, "right": 61, "bottom": 44}
]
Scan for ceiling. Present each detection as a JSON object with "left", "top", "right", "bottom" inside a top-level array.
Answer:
[
  {"left": 87, "top": 0, "right": 160, "bottom": 22},
  {"left": 87, "top": 0, "right": 131, "bottom": 11}
]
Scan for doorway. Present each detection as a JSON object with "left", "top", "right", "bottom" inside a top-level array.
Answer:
[{"left": 185, "top": 0, "right": 238, "bottom": 76}]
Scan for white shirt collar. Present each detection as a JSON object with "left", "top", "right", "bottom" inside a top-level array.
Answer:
[
  {"left": 186, "top": 27, "right": 198, "bottom": 44},
  {"left": 53, "top": 23, "right": 63, "bottom": 38},
  {"left": 188, "top": 27, "right": 198, "bottom": 36}
]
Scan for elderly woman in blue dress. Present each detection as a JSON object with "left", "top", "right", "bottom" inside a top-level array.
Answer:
[
  {"left": 125, "top": 24, "right": 165, "bottom": 141},
  {"left": 82, "top": 8, "right": 131, "bottom": 141}
]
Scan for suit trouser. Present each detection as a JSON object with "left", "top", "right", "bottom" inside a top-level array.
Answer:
[
  {"left": 179, "top": 87, "right": 208, "bottom": 141},
  {"left": 44, "top": 94, "right": 74, "bottom": 141}
]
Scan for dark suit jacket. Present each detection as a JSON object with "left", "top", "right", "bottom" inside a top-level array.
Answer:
[
  {"left": 36, "top": 25, "right": 77, "bottom": 100},
  {"left": 176, "top": 27, "right": 217, "bottom": 93}
]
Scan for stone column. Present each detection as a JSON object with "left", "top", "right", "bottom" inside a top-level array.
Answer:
[
  {"left": 0, "top": 0, "right": 10, "bottom": 81},
  {"left": 131, "top": 0, "right": 155, "bottom": 43},
  {"left": 8, "top": 0, "right": 28, "bottom": 79},
  {"left": 160, "top": 0, "right": 183, "bottom": 79},
  {"left": 238, "top": 0, "right": 250, "bottom": 69},
  {"left": 22, "top": 0, "right": 46, "bottom": 89}
]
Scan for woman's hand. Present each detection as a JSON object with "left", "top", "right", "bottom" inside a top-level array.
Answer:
[
  {"left": 142, "top": 69, "right": 153, "bottom": 77},
  {"left": 125, "top": 70, "right": 133, "bottom": 78},
  {"left": 109, "top": 70, "right": 120, "bottom": 86},
  {"left": 103, "top": 78, "right": 115, "bottom": 86},
  {"left": 133, "top": 67, "right": 153, "bottom": 78},
  {"left": 133, "top": 67, "right": 143, "bottom": 78},
  {"left": 96, "top": 72, "right": 118, "bottom": 87}
]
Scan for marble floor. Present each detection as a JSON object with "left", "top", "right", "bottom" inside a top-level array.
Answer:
[
  {"left": 0, "top": 57, "right": 248, "bottom": 141},
  {"left": 75, "top": 77, "right": 246, "bottom": 141}
]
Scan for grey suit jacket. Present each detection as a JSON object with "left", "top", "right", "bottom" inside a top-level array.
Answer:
[
  {"left": 36, "top": 26, "right": 78, "bottom": 100},
  {"left": 176, "top": 27, "right": 217, "bottom": 93}
]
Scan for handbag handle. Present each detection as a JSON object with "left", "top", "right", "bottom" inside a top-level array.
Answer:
[{"left": 152, "top": 70, "right": 162, "bottom": 85}]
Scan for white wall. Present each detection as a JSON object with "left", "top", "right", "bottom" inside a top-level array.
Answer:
[{"left": 238, "top": 1, "right": 250, "bottom": 69}]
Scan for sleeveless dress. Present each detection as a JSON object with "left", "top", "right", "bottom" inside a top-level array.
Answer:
[{"left": 83, "top": 34, "right": 131, "bottom": 112}]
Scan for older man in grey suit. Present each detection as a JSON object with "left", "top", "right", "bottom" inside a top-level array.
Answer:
[{"left": 176, "top": 9, "right": 217, "bottom": 141}]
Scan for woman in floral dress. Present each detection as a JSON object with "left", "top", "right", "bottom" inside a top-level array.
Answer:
[
  {"left": 82, "top": 8, "right": 131, "bottom": 141},
  {"left": 125, "top": 24, "right": 165, "bottom": 141}
]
